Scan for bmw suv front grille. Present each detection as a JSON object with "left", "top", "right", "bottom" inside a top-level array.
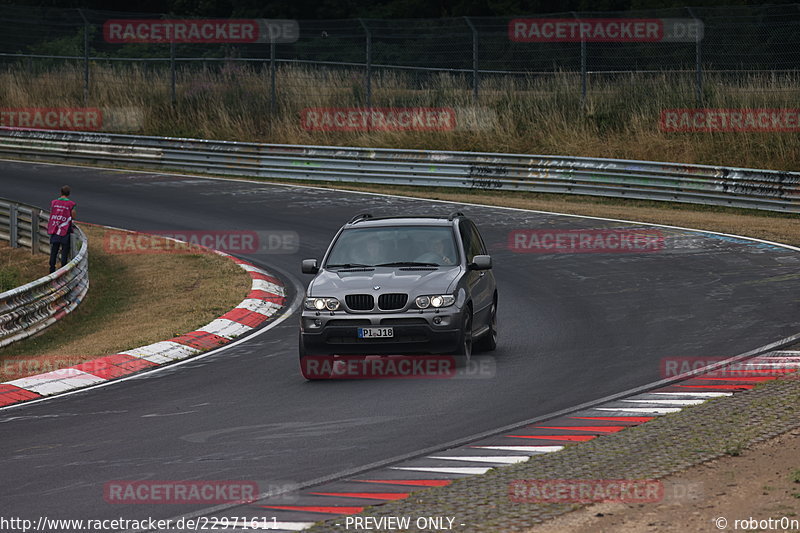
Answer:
[
  {"left": 346, "top": 294, "right": 374, "bottom": 310},
  {"left": 378, "top": 293, "right": 408, "bottom": 310}
]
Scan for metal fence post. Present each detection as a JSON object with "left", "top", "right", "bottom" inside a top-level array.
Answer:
[
  {"left": 464, "top": 16, "right": 479, "bottom": 102},
  {"left": 78, "top": 9, "right": 90, "bottom": 106},
  {"left": 464, "top": 17, "right": 478, "bottom": 102},
  {"left": 9, "top": 204, "right": 18, "bottom": 248},
  {"left": 270, "top": 41, "right": 277, "bottom": 113},
  {"left": 170, "top": 41, "right": 176, "bottom": 106},
  {"left": 572, "top": 12, "right": 587, "bottom": 106},
  {"left": 358, "top": 19, "right": 372, "bottom": 108},
  {"left": 687, "top": 7, "right": 703, "bottom": 106}
]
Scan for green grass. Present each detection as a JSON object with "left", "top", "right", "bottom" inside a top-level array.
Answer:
[
  {"left": 0, "top": 240, "right": 131, "bottom": 357},
  {"left": 0, "top": 267, "right": 21, "bottom": 292}
]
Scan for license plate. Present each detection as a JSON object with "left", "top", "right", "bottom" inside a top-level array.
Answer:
[{"left": 358, "top": 327, "right": 394, "bottom": 339}]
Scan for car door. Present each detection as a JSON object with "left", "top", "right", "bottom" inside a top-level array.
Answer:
[{"left": 459, "top": 220, "right": 494, "bottom": 329}]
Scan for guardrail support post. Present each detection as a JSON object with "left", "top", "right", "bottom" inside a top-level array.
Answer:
[
  {"left": 9, "top": 204, "right": 19, "bottom": 248},
  {"left": 31, "top": 208, "right": 40, "bottom": 255}
]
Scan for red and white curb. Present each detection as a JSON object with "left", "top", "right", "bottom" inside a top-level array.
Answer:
[
  {"left": 0, "top": 245, "right": 285, "bottom": 408},
  {"left": 194, "top": 351, "right": 800, "bottom": 532}
]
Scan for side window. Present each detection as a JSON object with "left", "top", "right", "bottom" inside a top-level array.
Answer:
[
  {"left": 469, "top": 223, "right": 487, "bottom": 256},
  {"left": 459, "top": 223, "right": 474, "bottom": 262}
]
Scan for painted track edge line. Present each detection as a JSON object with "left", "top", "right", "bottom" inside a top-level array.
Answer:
[
  {"left": 133, "top": 331, "right": 800, "bottom": 533},
  {"left": 0, "top": 230, "right": 296, "bottom": 410}
]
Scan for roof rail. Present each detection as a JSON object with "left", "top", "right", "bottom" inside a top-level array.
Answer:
[
  {"left": 349, "top": 213, "right": 373, "bottom": 224},
  {"left": 447, "top": 211, "right": 465, "bottom": 221}
]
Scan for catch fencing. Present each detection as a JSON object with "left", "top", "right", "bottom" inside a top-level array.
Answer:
[{"left": 0, "top": 4, "right": 799, "bottom": 109}]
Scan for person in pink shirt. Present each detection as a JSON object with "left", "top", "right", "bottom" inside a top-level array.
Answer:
[{"left": 47, "top": 185, "right": 77, "bottom": 273}]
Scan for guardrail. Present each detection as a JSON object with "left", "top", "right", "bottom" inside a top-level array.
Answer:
[
  {"left": 0, "top": 127, "right": 798, "bottom": 213},
  {"left": 0, "top": 197, "right": 89, "bottom": 349}
]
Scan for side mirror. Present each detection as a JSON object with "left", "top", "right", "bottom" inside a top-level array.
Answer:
[
  {"left": 469, "top": 255, "right": 492, "bottom": 270},
  {"left": 301, "top": 259, "right": 319, "bottom": 274}
]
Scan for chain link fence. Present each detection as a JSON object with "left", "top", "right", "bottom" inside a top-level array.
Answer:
[{"left": 1, "top": 4, "right": 800, "bottom": 135}]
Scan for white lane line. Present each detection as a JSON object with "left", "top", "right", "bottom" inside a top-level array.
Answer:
[
  {"left": 649, "top": 392, "right": 732, "bottom": 397},
  {"left": 594, "top": 407, "right": 682, "bottom": 414},
  {"left": 390, "top": 466, "right": 492, "bottom": 475},
  {"left": 256, "top": 522, "right": 315, "bottom": 531},
  {"left": 621, "top": 399, "right": 707, "bottom": 406},
  {"left": 471, "top": 445, "right": 565, "bottom": 453},
  {"left": 226, "top": 521, "right": 314, "bottom": 531},
  {"left": 428, "top": 455, "right": 529, "bottom": 465},
  {"left": 743, "top": 362, "right": 800, "bottom": 367}
]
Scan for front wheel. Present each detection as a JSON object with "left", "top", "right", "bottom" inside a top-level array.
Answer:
[
  {"left": 451, "top": 310, "right": 473, "bottom": 367},
  {"left": 299, "top": 334, "right": 332, "bottom": 380},
  {"left": 474, "top": 299, "right": 497, "bottom": 352}
]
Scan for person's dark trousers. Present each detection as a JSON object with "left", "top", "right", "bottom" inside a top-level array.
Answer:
[{"left": 49, "top": 234, "right": 71, "bottom": 273}]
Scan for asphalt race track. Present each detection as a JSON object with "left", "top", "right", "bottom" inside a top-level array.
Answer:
[{"left": 1, "top": 160, "right": 799, "bottom": 526}]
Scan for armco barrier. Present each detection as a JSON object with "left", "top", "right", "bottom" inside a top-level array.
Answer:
[
  {"left": 0, "top": 127, "right": 799, "bottom": 213},
  {"left": 0, "top": 198, "right": 88, "bottom": 348}
]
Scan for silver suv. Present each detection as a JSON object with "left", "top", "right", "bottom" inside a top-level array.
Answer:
[{"left": 299, "top": 212, "right": 497, "bottom": 379}]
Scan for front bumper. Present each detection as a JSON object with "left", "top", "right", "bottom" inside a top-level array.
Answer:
[{"left": 300, "top": 310, "right": 462, "bottom": 355}]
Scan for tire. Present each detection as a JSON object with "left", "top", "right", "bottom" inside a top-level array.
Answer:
[
  {"left": 451, "top": 309, "right": 473, "bottom": 367},
  {"left": 299, "top": 333, "right": 332, "bottom": 380},
  {"left": 474, "top": 298, "right": 497, "bottom": 352}
]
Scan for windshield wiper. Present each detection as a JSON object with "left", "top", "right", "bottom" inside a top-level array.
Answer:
[
  {"left": 375, "top": 261, "right": 439, "bottom": 267},
  {"left": 326, "top": 263, "right": 375, "bottom": 269}
]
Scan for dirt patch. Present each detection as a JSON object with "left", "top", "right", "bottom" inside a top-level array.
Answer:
[{"left": 529, "top": 429, "right": 800, "bottom": 533}]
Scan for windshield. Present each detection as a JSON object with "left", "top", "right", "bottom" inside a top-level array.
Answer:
[{"left": 326, "top": 226, "right": 459, "bottom": 267}]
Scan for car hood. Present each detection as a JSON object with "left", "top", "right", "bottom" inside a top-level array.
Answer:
[{"left": 309, "top": 267, "right": 461, "bottom": 295}]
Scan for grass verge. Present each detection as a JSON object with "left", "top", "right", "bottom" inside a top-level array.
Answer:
[
  {"left": 0, "top": 224, "right": 251, "bottom": 382},
  {"left": 0, "top": 240, "right": 49, "bottom": 292},
  {"left": 4, "top": 65, "right": 800, "bottom": 170}
]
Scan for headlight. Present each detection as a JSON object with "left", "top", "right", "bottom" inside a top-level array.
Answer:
[
  {"left": 415, "top": 294, "right": 455, "bottom": 309},
  {"left": 305, "top": 297, "right": 340, "bottom": 311}
]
